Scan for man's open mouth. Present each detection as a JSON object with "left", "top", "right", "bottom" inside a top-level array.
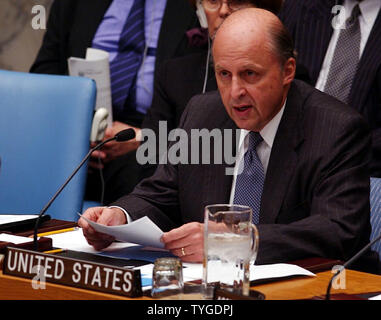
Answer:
[{"left": 234, "top": 105, "right": 251, "bottom": 111}]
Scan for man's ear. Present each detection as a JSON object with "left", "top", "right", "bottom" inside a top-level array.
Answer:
[{"left": 283, "top": 57, "right": 296, "bottom": 86}]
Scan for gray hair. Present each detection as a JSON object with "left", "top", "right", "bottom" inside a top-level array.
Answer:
[{"left": 267, "top": 20, "right": 297, "bottom": 65}]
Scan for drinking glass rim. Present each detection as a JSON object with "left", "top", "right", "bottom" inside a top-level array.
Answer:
[
  {"left": 205, "top": 204, "right": 252, "bottom": 212},
  {"left": 154, "top": 257, "right": 182, "bottom": 266}
]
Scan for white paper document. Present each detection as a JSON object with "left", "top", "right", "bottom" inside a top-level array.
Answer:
[
  {"left": 250, "top": 263, "right": 315, "bottom": 282},
  {"left": 79, "top": 215, "right": 165, "bottom": 248},
  {"left": 128, "top": 262, "right": 315, "bottom": 291},
  {"left": 182, "top": 262, "right": 315, "bottom": 284},
  {"left": 47, "top": 228, "right": 171, "bottom": 266},
  {"left": 134, "top": 263, "right": 155, "bottom": 289},
  {"left": 68, "top": 48, "right": 113, "bottom": 125},
  {"left": 369, "top": 293, "right": 381, "bottom": 300},
  {"left": 45, "top": 228, "right": 137, "bottom": 253},
  {"left": 0, "top": 214, "right": 38, "bottom": 225},
  {"left": 0, "top": 233, "right": 32, "bottom": 244}
]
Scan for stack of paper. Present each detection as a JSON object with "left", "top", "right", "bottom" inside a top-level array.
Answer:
[
  {"left": 79, "top": 215, "right": 164, "bottom": 248},
  {"left": 68, "top": 48, "right": 113, "bottom": 126}
]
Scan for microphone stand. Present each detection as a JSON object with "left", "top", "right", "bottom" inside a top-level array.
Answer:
[
  {"left": 33, "top": 131, "right": 133, "bottom": 251},
  {"left": 325, "top": 233, "right": 381, "bottom": 300}
]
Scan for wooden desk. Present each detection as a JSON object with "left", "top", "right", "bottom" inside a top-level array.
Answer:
[
  {"left": 251, "top": 269, "right": 381, "bottom": 300},
  {"left": 1, "top": 269, "right": 380, "bottom": 300},
  {"left": 0, "top": 270, "right": 147, "bottom": 300}
]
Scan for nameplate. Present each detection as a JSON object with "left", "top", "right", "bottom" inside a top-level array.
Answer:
[{"left": 3, "top": 247, "right": 142, "bottom": 298}]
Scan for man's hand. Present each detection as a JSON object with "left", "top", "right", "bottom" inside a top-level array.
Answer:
[
  {"left": 78, "top": 206, "right": 127, "bottom": 251},
  {"left": 161, "top": 222, "right": 204, "bottom": 263},
  {"left": 89, "top": 121, "right": 141, "bottom": 169}
]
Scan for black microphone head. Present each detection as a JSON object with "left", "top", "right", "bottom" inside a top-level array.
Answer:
[{"left": 115, "top": 128, "right": 136, "bottom": 142}]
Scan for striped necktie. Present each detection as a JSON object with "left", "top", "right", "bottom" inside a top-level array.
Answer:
[
  {"left": 233, "top": 131, "right": 265, "bottom": 224},
  {"left": 324, "top": 4, "right": 361, "bottom": 104},
  {"left": 109, "top": 0, "right": 146, "bottom": 114}
]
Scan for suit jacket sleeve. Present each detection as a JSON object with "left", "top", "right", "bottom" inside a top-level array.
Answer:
[
  {"left": 110, "top": 99, "right": 196, "bottom": 231},
  {"left": 142, "top": 62, "right": 177, "bottom": 137},
  {"left": 256, "top": 111, "right": 372, "bottom": 265},
  {"left": 139, "top": 61, "right": 178, "bottom": 179},
  {"left": 30, "top": 0, "right": 76, "bottom": 74}
]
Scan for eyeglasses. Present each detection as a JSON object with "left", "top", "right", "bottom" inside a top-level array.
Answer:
[{"left": 202, "top": 0, "right": 255, "bottom": 12}]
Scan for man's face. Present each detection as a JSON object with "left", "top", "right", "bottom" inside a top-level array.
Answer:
[{"left": 213, "top": 32, "right": 293, "bottom": 132}]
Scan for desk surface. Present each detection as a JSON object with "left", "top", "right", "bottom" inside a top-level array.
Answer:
[
  {"left": 2, "top": 220, "right": 380, "bottom": 300},
  {"left": 1, "top": 268, "right": 381, "bottom": 300},
  {"left": 252, "top": 269, "right": 381, "bottom": 300}
]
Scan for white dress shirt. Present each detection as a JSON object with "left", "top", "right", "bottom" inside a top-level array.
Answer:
[
  {"left": 229, "top": 102, "right": 286, "bottom": 204},
  {"left": 316, "top": 0, "right": 381, "bottom": 91}
]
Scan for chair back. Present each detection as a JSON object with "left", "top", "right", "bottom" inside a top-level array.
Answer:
[{"left": 0, "top": 70, "right": 95, "bottom": 221}]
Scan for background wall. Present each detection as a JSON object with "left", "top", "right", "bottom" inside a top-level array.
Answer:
[{"left": 0, "top": 0, "right": 53, "bottom": 72}]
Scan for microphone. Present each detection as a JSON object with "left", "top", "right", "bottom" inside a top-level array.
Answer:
[
  {"left": 33, "top": 128, "right": 136, "bottom": 250},
  {"left": 114, "top": 128, "right": 136, "bottom": 142},
  {"left": 325, "top": 233, "right": 381, "bottom": 300}
]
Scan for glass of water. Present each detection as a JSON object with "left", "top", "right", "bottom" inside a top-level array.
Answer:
[
  {"left": 203, "top": 204, "right": 259, "bottom": 299},
  {"left": 152, "top": 257, "right": 184, "bottom": 299}
]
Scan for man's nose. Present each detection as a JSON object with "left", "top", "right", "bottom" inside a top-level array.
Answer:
[{"left": 231, "top": 76, "right": 246, "bottom": 99}]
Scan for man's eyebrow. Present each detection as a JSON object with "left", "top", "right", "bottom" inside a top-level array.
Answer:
[
  {"left": 241, "top": 63, "right": 261, "bottom": 69},
  {"left": 215, "top": 63, "right": 261, "bottom": 71}
]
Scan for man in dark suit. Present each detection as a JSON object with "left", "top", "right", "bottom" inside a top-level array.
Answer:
[
  {"left": 140, "top": 0, "right": 304, "bottom": 179},
  {"left": 79, "top": 8, "right": 377, "bottom": 272},
  {"left": 30, "top": 0, "right": 203, "bottom": 204},
  {"left": 279, "top": 0, "right": 381, "bottom": 177}
]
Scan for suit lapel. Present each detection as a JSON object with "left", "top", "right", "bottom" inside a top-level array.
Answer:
[
  {"left": 296, "top": 1, "right": 334, "bottom": 84},
  {"left": 259, "top": 82, "right": 304, "bottom": 224},
  {"left": 155, "top": 0, "right": 198, "bottom": 66},
  {"left": 202, "top": 116, "right": 239, "bottom": 208},
  {"left": 70, "top": 0, "right": 112, "bottom": 58},
  {"left": 349, "top": 9, "right": 381, "bottom": 112}
]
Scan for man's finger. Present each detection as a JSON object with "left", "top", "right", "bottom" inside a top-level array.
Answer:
[
  {"left": 90, "top": 150, "right": 106, "bottom": 159},
  {"left": 96, "top": 207, "right": 126, "bottom": 226},
  {"left": 161, "top": 222, "right": 202, "bottom": 244}
]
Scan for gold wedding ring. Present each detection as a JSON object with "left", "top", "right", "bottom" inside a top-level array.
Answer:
[{"left": 181, "top": 247, "right": 186, "bottom": 257}]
